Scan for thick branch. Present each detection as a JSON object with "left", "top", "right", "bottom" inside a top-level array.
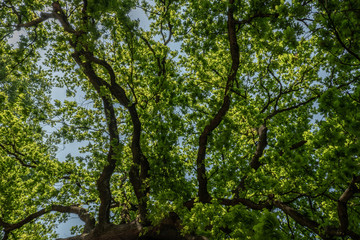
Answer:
[
  {"left": 74, "top": 26, "right": 149, "bottom": 225},
  {"left": 196, "top": 96, "right": 230, "bottom": 203},
  {"left": 337, "top": 176, "right": 360, "bottom": 232},
  {"left": 196, "top": 0, "right": 240, "bottom": 204},
  {"left": 127, "top": 104, "right": 150, "bottom": 224},
  {"left": 273, "top": 200, "right": 360, "bottom": 239},
  {"left": 18, "top": 12, "right": 55, "bottom": 28},
  {"left": 18, "top": 3, "right": 80, "bottom": 35},
  {"left": 220, "top": 198, "right": 272, "bottom": 210},
  {"left": 226, "top": 0, "right": 240, "bottom": 93},
  {"left": 96, "top": 96, "right": 120, "bottom": 226},
  {"left": 71, "top": 27, "right": 149, "bottom": 226},
  {"left": 21, "top": 2, "right": 150, "bottom": 223},
  {"left": 0, "top": 205, "right": 95, "bottom": 234},
  {"left": 274, "top": 201, "right": 321, "bottom": 236},
  {"left": 279, "top": 140, "right": 307, "bottom": 156},
  {"left": 71, "top": 49, "right": 120, "bottom": 227},
  {"left": 250, "top": 124, "right": 267, "bottom": 170}
]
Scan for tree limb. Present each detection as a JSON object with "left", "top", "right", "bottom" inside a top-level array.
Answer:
[
  {"left": 265, "top": 96, "right": 317, "bottom": 121},
  {"left": 0, "top": 143, "right": 36, "bottom": 168},
  {"left": 279, "top": 140, "right": 307, "bottom": 156},
  {"left": 19, "top": 3, "right": 151, "bottom": 224},
  {"left": 0, "top": 205, "right": 95, "bottom": 235},
  {"left": 95, "top": 96, "right": 120, "bottom": 226},
  {"left": 250, "top": 124, "right": 267, "bottom": 170},
  {"left": 18, "top": 12, "right": 55, "bottom": 28},
  {"left": 68, "top": 14, "right": 149, "bottom": 225},
  {"left": 337, "top": 176, "right": 360, "bottom": 232},
  {"left": 195, "top": 0, "right": 240, "bottom": 203},
  {"left": 274, "top": 200, "right": 321, "bottom": 236},
  {"left": 236, "top": 13, "right": 279, "bottom": 27},
  {"left": 220, "top": 198, "right": 272, "bottom": 210},
  {"left": 320, "top": 2, "right": 360, "bottom": 63}
]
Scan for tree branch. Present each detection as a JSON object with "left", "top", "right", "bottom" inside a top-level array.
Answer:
[
  {"left": 279, "top": 140, "right": 307, "bottom": 156},
  {"left": 250, "top": 124, "right": 267, "bottom": 170},
  {"left": 0, "top": 205, "right": 95, "bottom": 235},
  {"left": 274, "top": 201, "right": 321, "bottom": 236},
  {"left": 337, "top": 176, "right": 360, "bottom": 232},
  {"left": 236, "top": 13, "right": 279, "bottom": 27},
  {"left": 18, "top": 12, "right": 55, "bottom": 28},
  {"left": 0, "top": 143, "right": 37, "bottom": 168},
  {"left": 220, "top": 198, "right": 272, "bottom": 210},
  {"left": 274, "top": 199, "right": 360, "bottom": 239},
  {"left": 320, "top": 2, "right": 360, "bottom": 63},
  {"left": 265, "top": 96, "right": 317, "bottom": 121},
  {"left": 195, "top": 0, "right": 240, "bottom": 203},
  {"left": 68, "top": 13, "right": 149, "bottom": 225},
  {"left": 95, "top": 96, "right": 120, "bottom": 226},
  {"left": 21, "top": 7, "right": 151, "bottom": 217},
  {"left": 69, "top": 22, "right": 149, "bottom": 227}
]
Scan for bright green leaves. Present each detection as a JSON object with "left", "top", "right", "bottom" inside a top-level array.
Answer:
[{"left": 181, "top": 203, "right": 284, "bottom": 239}]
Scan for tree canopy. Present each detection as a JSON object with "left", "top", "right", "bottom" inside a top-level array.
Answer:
[{"left": 1, "top": 0, "right": 360, "bottom": 239}]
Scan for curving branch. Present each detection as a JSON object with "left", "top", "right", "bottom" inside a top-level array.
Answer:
[
  {"left": 275, "top": 199, "right": 360, "bottom": 239},
  {"left": 320, "top": 1, "right": 360, "bottom": 63},
  {"left": 184, "top": 194, "right": 360, "bottom": 239},
  {"left": 17, "top": 0, "right": 149, "bottom": 225},
  {"left": 195, "top": 0, "right": 240, "bottom": 203},
  {"left": 71, "top": 50, "right": 139, "bottom": 226},
  {"left": 0, "top": 205, "right": 95, "bottom": 237},
  {"left": 18, "top": 12, "right": 55, "bottom": 28},
  {"left": 95, "top": 96, "right": 120, "bottom": 226},
  {"left": 274, "top": 200, "right": 322, "bottom": 236},
  {"left": 19, "top": 1, "right": 151, "bottom": 224},
  {"left": 196, "top": 96, "right": 231, "bottom": 203}
]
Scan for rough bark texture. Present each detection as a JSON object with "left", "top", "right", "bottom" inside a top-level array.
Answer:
[{"left": 56, "top": 214, "right": 209, "bottom": 240}]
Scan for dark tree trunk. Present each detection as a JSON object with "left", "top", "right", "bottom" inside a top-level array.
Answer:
[{"left": 57, "top": 213, "right": 208, "bottom": 240}]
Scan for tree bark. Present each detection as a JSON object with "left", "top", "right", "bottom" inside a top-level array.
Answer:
[{"left": 56, "top": 216, "right": 208, "bottom": 240}]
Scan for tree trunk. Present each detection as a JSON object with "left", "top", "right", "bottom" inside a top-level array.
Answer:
[{"left": 57, "top": 214, "right": 208, "bottom": 240}]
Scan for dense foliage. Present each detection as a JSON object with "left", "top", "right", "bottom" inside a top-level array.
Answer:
[{"left": 1, "top": 0, "right": 360, "bottom": 239}]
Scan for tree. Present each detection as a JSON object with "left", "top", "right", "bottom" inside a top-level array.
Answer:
[{"left": 1, "top": 0, "right": 360, "bottom": 239}]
